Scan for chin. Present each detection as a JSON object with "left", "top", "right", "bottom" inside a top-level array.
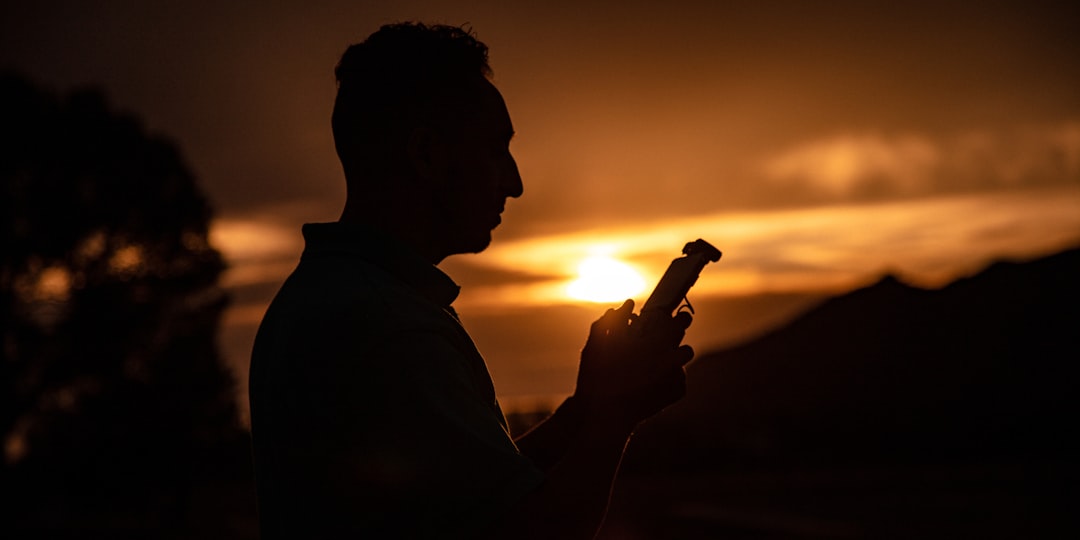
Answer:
[
  {"left": 464, "top": 234, "right": 494, "bottom": 254},
  {"left": 445, "top": 232, "right": 493, "bottom": 257}
]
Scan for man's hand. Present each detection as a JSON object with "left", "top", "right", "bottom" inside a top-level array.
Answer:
[
  {"left": 574, "top": 299, "right": 694, "bottom": 430},
  {"left": 496, "top": 300, "right": 692, "bottom": 540}
]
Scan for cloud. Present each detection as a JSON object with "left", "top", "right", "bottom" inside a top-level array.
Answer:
[
  {"left": 947, "top": 123, "right": 1080, "bottom": 189},
  {"left": 764, "top": 123, "right": 1080, "bottom": 199},
  {"left": 764, "top": 133, "right": 939, "bottom": 196}
]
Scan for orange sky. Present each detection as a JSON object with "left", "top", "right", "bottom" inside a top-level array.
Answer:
[{"left": 4, "top": 0, "right": 1079, "bottom": 417}]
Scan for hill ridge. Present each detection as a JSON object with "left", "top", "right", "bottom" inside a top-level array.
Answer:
[{"left": 626, "top": 245, "right": 1080, "bottom": 470}]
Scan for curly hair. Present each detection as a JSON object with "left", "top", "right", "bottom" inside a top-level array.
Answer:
[{"left": 331, "top": 22, "right": 493, "bottom": 182}]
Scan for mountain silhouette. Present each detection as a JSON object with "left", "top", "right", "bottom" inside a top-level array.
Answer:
[{"left": 626, "top": 245, "right": 1080, "bottom": 470}]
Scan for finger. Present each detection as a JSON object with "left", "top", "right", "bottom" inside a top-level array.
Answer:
[
  {"left": 673, "top": 310, "right": 693, "bottom": 330},
  {"left": 606, "top": 300, "right": 635, "bottom": 331},
  {"left": 646, "top": 315, "right": 689, "bottom": 347},
  {"left": 592, "top": 310, "right": 634, "bottom": 342},
  {"left": 590, "top": 310, "right": 613, "bottom": 332},
  {"left": 669, "top": 344, "right": 694, "bottom": 367}
]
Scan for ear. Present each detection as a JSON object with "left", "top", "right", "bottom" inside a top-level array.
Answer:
[{"left": 406, "top": 126, "right": 448, "bottom": 184}]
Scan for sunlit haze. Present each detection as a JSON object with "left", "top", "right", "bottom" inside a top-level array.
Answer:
[
  {"left": 213, "top": 188, "right": 1080, "bottom": 306},
  {"left": 566, "top": 254, "right": 648, "bottom": 303}
]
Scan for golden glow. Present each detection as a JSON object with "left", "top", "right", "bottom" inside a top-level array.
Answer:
[
  {"left": 450, "top": 187, "right": 1080, "bottom": 310},
  {"left": 35, "top": 266, "right": 73, "bottom": 302},
  {"left": 108, "top": 245, "right": 144, "bottom": 276},
  {"left": 76, "top": 231, "right": 106, "bottom": 262},
  {"left": 210, "top": 218, "right": 304, "bottom": 288},
  {"left": 4, "top": 418, "right": 30, "bottom": 465},
  {"left": 13, "top": 265, "right": 72, "bottom": 304},
  {"left": 210, "top": 219, "right": 301, "bottom": 263},
  {"left": 212, "top": 188, "right": 1080, "bottom": 320},
  {"left": 566, "top": 255, "right": 647, "bottom": 303}
]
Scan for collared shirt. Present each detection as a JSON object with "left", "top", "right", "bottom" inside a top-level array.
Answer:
[{"left": 249, "top": 222, "right": 543, "bottom": 539}]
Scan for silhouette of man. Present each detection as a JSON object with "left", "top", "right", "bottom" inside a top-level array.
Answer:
[{"left": 249, "top": 22, "right": 693, "bottom": 539}]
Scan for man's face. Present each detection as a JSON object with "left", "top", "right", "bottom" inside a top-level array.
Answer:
[{"left": 432, "top": 79, "right": 523, "bottom": 258}]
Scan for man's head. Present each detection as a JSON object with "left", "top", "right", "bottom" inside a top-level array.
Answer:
[{"left": 332, "top": 23, "right": 522, "bottom": 261}]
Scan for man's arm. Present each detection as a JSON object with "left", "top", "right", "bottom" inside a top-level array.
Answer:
[
  {"left": 512, "top": 396, "right": 584, "bottom": 471},
  {"left": 489, "top": 300, "right": 694, "bottom": 539}
]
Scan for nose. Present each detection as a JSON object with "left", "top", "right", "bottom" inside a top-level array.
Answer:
[{"left": 504, "top": 154, "right": 523, "bottom": 199}]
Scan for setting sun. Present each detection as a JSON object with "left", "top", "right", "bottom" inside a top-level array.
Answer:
[{"left": 566, "top": 255, "right": 647, "bottom": 303}]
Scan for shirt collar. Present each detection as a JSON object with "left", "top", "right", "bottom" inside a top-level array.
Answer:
[{"left": 299, "top": 222, "right": 461, "bottom": 308}]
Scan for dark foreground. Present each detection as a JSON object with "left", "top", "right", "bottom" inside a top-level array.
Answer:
[{"left": 602, "top": 460, "right": 1079, "bottom": 539}]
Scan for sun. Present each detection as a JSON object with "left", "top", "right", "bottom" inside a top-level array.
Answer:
[{"left": 566, "top": 255, "right": 647, "bottom": 303}]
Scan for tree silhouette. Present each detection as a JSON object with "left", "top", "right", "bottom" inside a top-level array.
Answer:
[{"left": 1, "top": 72, "right": 248, "bottom": 534}]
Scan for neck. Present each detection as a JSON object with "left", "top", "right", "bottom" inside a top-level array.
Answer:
[{"left": 339, "top": 198, "right": 445, "bottom": 265}]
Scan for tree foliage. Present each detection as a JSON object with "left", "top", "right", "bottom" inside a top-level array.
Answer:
[{"left": 1, "top": 72, "right": 245, "bottom": 531}]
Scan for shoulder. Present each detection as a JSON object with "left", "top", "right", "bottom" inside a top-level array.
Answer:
[
  {"left": 251, "top": 250, "right": 467, "bottom": 378},
  {"left": 261, "top": 252, "right": 438, "bottom": 332}
]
